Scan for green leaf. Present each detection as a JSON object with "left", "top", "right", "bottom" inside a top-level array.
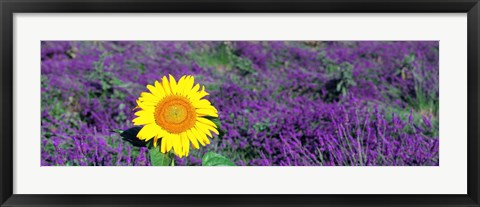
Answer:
[
  {"left": 202, "top": 152, "right": 235, "bottom": 166},
  {"left": 111, "top": 129, "right": 124, "bottom": 134},
  {"left": 149, "top": 147, "right": 173, "bottom": 166}
]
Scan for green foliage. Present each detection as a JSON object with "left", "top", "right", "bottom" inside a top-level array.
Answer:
[
  {"left": 191, "top": 42, "right": 256, "bottom": 76},
  {"left": 202, "top": 152, "right": 236, "bottom": 166},
  {"left": 409, "top": 84, "right": 438, "bottom": 117},
  {"left": 149, "top": 147, "right": 174, "bottom": 166},
  {"left": 408, "top": 69, "right": 439, "bottom": 119},
  {"left": 336, "top": 63, "right": 357, "bottom": 96},
  {"left": 403, "top": 53, "right": 416, "bottom": 65},
  {"left": 401, "top": 53, "right": 438, "bottom": 118},
  {"left": 318, "top": 51, "right": 346, "bottom": 75},
  {"left": 234, "top": 57, "right": 256, "bottom": 75},
  {"left": 252, "top": 120, "right": 271, "bottom": 132},
  {"left": 383, "top": 106, "right": 439, "bottom": 137},
  {"left": 394, "top": 53, "right": 416, "bottom": 80},
  {"left": 88, "top": 53, "right": 132, "bottom": 98}
]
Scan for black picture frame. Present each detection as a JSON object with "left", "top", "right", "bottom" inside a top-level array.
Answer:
[{"left": 1, "top": 0, "right": 479, "bottom": 206}]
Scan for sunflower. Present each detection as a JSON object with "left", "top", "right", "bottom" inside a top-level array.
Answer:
[{"left": 133, "top": 75, "right": 219, "bottom": 158}]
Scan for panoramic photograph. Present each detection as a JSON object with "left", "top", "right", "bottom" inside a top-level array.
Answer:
[{"left": 41, "top": 41, "right": 439, "bottom": 166}]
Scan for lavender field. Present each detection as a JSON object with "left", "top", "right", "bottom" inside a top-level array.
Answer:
[{"left": 41, "top": 41, "right": 439, "bottom": 166}]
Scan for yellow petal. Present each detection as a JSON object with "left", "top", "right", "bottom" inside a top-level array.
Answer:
[
  {"left": 132, "top": 115, "right": 154, "bottom": 125},
  {"left": 195, "top": 123, "right": 213, "bottom": 138},
  {"left": 169, "top": 74, "right": 178, "bottom": 95},
  {"left": 181, "top": 132, "right": 190, "bottom": 156},
  {"left": 191, "top": 128, "right": 206, "bottom": 146},
  {"left": 147, "top": 84, "right": 165, "bottom": 99},
  {"left": 137, "top": 124, "right": 159, "bottom": 141},
  {"left": 146, "top": 84, "right": 158, "bottom": 96},
  {"left": 199, "top": 122, "right": 219, "bottom": 135},
  {"left": 135, "top": 110, "right": 153, "bottom": 118},
  {"left": 160, "top": 137, "right": 167, "bottom": 153},
  {"left": 192, "top": 99, "right": 214, "bottom": 109},
  {"left": 196, "top": 108, "right": 218, "bottom": 117},
  {"left": 176, "top": 76, "right": 186, "bottom": 95},
  {"left": 183, "top": 76, "right": 195, "bottom": 96},
  {"left": 197, "top": 117, "right": 217, "bottom": 127},
  {"left": 192, "top": 84, "right": 200, "bottom": 93},
  {"left": 164, "top": 135, "right": 173, "bottom": 152},
  {"left": 187, "top": 84, "right": 201, "bottom": 102},
  {"left": 162, "top": 76, "right": 171, "bottom": 95},
  {"left": 172, "top": 134, "right": 183, "bottom": 157},
  {"left": 153, "top": 136, "right": 159, "bottom": 147},
  {"left": 189, "top": 86, "right": 209, "bottom": 101},
  {"left": 198, "top": 86, "right": 209, "bottom": 96},
  {"left": 136, "top": 102, "right": 154, "bottom": 113},
  {"left": 136, "top": 100, "right": 157, "bottom": 109},
  {"left": 154, "top": 80, "right": 167, "bottom": 95},
  {"left": 136, "top": 98, "right": 155, "bottom": 108},
  {"left": 139, "top": 92, "right": 160, "bottom": 103},
  {"left": 186, "top": 129, "right": 199, "bottom": 149},
  {"left": 153, "top": 129, "right": 168, "bottom": 148},
  {"left": 200, "top": 131, "right": 211, "bottom": 144}
]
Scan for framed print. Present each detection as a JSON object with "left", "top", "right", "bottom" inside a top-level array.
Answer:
[{"left": 1, "top": 0, "right": 479, "bottom": 206}]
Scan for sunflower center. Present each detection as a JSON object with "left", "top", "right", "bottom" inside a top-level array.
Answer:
[
  {"left": 163, "top": 104, "right": 187, "bottom": 124},
  {"left": 155, "top": 95, "right": 196, "bottom": 134}
]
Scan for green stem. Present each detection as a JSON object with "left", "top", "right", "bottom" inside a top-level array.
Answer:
[{"left": 168, "top": 151, "right": 175, "bottom": 166}]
